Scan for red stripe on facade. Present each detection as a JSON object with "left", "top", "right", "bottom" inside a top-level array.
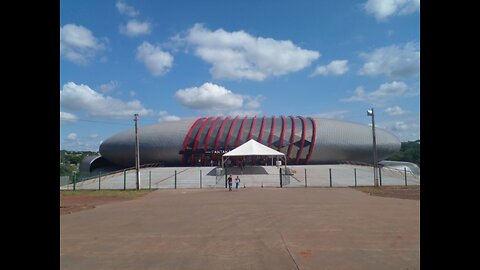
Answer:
[
  {"left": 257, "top": 116, "right": 266, "bottom": 143},
  {"left": 268, "top": 116, "right": 275, "bottom": 147},
  {"left": 202, "top": 116, "right": 222, "bottom": 165},
  {"left": 235, "top": 116, "right": 248, "bottom": 147},
  {"left": 191, "top": 117, "right": 212, "bottom": 165},
  {"left": 225, "top": 116, "right": 239, "bottom": 150},
  {"left": 286, "top": 116, "right": 296, "bottom": 159},
  {"left": 180, "top": 117, "right": 204, "bottom": 165},
  {"left": 295, "top": 116, "right": 307, "bottom": 165},
  {"left": 248, "top": 116, "right": 256, "bottom": 141},
  {"left": 305, "top": 117, "right": 316, "bottom": 165},
  {"left": 278, "top": 116, "right": 286, "bottom": 151},
  {"left": 214, "top": 116, "right": 229, "bottom": 151}
]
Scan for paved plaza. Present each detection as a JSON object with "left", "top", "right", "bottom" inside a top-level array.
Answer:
[{"left": 60, "top": 187, "right": 420, "bottom": 270}]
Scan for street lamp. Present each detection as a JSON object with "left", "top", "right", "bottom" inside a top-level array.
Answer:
[
  {"left": 367, "top": 108, "right": 379, "bottom": 187},
  {"left": 134, "top": 113, "right": 140, "bottom": 190}
]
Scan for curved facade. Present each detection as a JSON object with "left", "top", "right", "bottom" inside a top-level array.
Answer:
[{"left": 94, "top": 116, "right": 400, "bottom": 171}]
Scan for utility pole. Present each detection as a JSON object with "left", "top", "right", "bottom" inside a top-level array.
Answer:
[
  {"left": 367, "top": 108, "right": 379, "bottom": 187},
  {"left": 134, "top": 113, "right": 141, "bottom": 190}
]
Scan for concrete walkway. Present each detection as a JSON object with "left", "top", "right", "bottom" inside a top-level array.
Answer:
[{"left": 60, "top": 188, "right": 419, "bottom": 270}]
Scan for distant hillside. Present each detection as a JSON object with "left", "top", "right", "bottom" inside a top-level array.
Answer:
[
  {"left": 386, "top": 140, "right": 420, "bottom": 167},
  {"left": 60, "top": 150, "right": 98, "bottom": 176}
]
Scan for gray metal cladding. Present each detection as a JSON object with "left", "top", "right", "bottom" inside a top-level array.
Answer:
[{"left": 98, "top": 116, "right": 401, "bottom": 168}]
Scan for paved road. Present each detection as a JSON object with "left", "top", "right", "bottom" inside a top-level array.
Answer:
[{"left": 60, "top": 188, "right": 419, "bottom": 270}]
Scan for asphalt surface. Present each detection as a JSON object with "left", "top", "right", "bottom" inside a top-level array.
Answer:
[{"left": 60, "top": 188, "right": 420, "bottom": 270}]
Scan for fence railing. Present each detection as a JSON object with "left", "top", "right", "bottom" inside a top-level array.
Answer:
[{"left": 60, "top": 164, "right": 420, "bottom": 190}]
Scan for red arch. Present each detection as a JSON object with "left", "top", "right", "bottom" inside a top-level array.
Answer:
[
  {"left": 225, "top": 116, "right": 239, "bottom": 150},
  {"left": 181, "top": 118, "right": 204, "bottom": 165},
  {"left": 235, "top": 116, "right": 248, "bottom": 147},
  {"left": 278, "top": 116, "right": 286, "bottom": 151},
  {"left": 202, "top": 116, "right": 222, "bottom": 165},
  {"left": 257, "top": 116, "right": 266, "bottom": 143},
  {"left": 268, "top": 116, "right": 276, "bottom": 147},
  {"left": 214, "top": 116, "right": 229, "bottom": 151},
  {"left": 305, "top": 117, "right": 317, "bottom": 165},
  {"left": 295, "top": 116, "right": 307, "bottom": 165},
  {"left": 286, "top": 116, "right": 296, "bottom": 160},
  {"left": 191, "top": 117, "right": 213, "bottom": 165},
  {"left": 247, "top": 116, "right": 257, "bottom": 141}
]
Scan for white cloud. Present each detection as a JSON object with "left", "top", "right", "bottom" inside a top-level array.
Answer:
[
  {"left": 120, "top": 20, "right": 151, "bottom": 37},
  {"left": 385, "top": 106, "right": 406, "bottom": 116},
  {"left": 185, "top": 23, "right": 320, "bottom": 81},
  {"left": 158, "top": 111, "right": 181, "bottom": 122},
  {"left": 359, "top": 42, "right": 419, "bottom": 79},
  {"left": 89, "top": 134, "right": 99, "bottom": 139},
  {"left": 343, "top": 81, "right": 408, "bottom": 105},
  {"left": 60, "top": 24, "right": 106, "bottom": 65},
  {"left": 244, "top": 95, "right": 264, "bottom": 110},
  {"left": 311, "top": 60, "right": 349, "bottom": 76},
  {"left": 381, "top": 114, "right": 420, "bottom": 141},
  {"left": 364, "top": 0, "right": 420, "bottom": 21},
  {"left": 60, "top": 82, "right": 152, "bottom": 119},
  {"left": 98, "top": 80, "right": 118, "bottom": 93},
  {"left": 314, "top": 110, "right": 349, "bottom": 120},
  {"left": 175, "top": 82, "right": 243, "bottom": 111},
  {"left": 136, "top": 41, "right": 173, "bottom": 76},
  {"left": 67, "top": 133, "right": 77, "bottom": 141},
  {"left": 116, "top": 0, "right": 139, "bottom": 17},
  {"left": 60, "top": 112, "right": 78, "bottom": 123},
  {"left": 129, "top": 90, "right": 136, "bottom": 97}
]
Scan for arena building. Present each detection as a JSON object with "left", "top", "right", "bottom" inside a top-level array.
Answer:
[{"left": 81, "top": 116, "right": 401, "bottom": 175}]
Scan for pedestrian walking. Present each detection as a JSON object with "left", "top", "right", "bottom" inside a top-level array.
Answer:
[
  {"left": 235, "top": 176, "right": 240, "bottom": 189},
  {"left": 228, "top": 174, "right": 233, "bottom": 191}
]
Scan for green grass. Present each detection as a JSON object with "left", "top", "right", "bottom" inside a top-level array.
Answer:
[{"left": 60, "top": 189, "right": 155, "bottom": 199}]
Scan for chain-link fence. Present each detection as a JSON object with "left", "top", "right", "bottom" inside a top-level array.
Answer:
[{"left": 60, "top": 164, "right": 420, "bottom": 190}]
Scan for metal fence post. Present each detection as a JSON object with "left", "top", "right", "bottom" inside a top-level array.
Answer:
[
  {"left": 354, "top": 168, "right": 357, "bottom": 187},
  {"left": 329, "top": 168, "right": 332, "bottom": 187},
  {"left": 200, "top": 170, "right": 202, "bottom": 189},
  {"left": 279, "top": 168, "right": 283, "bottom": 188},
  {"left": 123, "top": 170, "right": 126, "bottom": 190},
  {"left": 404, "top": 167, "right": 408, "bottom": 186},
  {"left": 149, "top": 171, "right": 152, "bottom": 190},
  {"left": 98, "top": 175, "right": 101, "bottom": 190},
  {"left": 225, "top": 168, "right": 228, "bottom": 188},
  {"left": 305, "top": 168, "right": 307, "bottom": 188},
  {"left": 73, "top": 173, "right": 76, "bottom": 191},
  {"left": 379, "top": 167, "right": 382, "bottom": 186},
  {"left": 175, "top": 170, "right": 177, "bottom": 189}
]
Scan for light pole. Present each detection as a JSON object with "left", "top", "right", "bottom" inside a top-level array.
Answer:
[
  {"left": 367, "top": 108, "right": 379, "bottom": 187},
  {"left": 134, "top": 113, "right": 141, "bottom": 190}
]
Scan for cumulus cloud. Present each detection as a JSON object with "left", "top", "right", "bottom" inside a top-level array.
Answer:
[
  {"left": 311, "top": 60, "right": 349, "bottom": 76},
  {"left": 98, "top": 80, "right": 118, "bottom": 93},
  {"left": 60, "top": 82, "right": 152, "bottom": 119},
  {"left": 120, "top": 20, "right": 151, "bottom": 37},
  {"left": 158, "top": 111, "right": 181, "bottom": 122},
  {"left": 385, "top": 106, "right": 406, "bottom": 116},
  {"left": 136, "top": 41, "right": 173, "bottom": 76},
  {"left": 184, "top": 23, "right": 320, "bottom": 81},
  {"left": 381, "top": 114, "right": 420, "bottom": 141},
  {"left": 60, "top": 112, "right": 78, "bottom": 123},
  {"left": 364, "top": 0, "right": 420, "bottom": 21},
  {"left": 175, "top": 82, "right": 243, "bottom": 110},
  {"left": 60, "top": 24, "right": 106, "bottom": 65},
  {"left": 67, "top": 133, "right": 77, "bottom": 141},
  {"left": 359, "top": 42, "right": 419, "bottom": 79},
  {"left": 343, "top": 81, "right": 408, "bottom": 105},
  {"left": 116, "top": 0, "right": 139, "bottom": 17}
]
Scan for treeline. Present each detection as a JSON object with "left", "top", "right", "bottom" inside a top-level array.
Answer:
[
  {"left": 60, "top": 150, "right": 98, "bottom": 176},
  {"left": 387, "top": 140, "right": 420, "bottom": 167}
]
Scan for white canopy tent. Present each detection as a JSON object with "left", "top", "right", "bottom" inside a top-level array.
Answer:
[{"left": 221, "top": 139, "right": 286, "bottom": 168}]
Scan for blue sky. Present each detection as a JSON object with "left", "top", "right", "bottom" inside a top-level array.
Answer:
[{"left": 60, "top": 0, "right": 420, "bottom": 151}]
